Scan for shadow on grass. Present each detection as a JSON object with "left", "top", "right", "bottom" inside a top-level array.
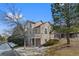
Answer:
[{"left": 43, "top": 43, "right": 71, "bottom": 56}]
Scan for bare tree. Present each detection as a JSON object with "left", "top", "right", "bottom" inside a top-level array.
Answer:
[{"left": 0, "top": 4, "right": 27, "bottom": 49}]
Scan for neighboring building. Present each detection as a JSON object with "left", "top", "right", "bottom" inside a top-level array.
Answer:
[{"left": 25, "top": 20, "right": 55, "bottom": 47}]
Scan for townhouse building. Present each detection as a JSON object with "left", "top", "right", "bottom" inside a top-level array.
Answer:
[{"left": 25, "top": 20, "right": 55, "bottom": 47}]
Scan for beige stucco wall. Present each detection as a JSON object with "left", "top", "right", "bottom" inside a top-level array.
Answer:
[
  {"left": 40, "top": 23, "right": 52, "bottom": 45},
  {"left": 50, "top": 34, "right": 54, "bottom": 39},
  {"left": 26, "top": 21, "right": 55, "bottom": 46}
]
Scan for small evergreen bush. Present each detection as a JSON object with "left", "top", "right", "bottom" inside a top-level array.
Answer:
[
  {"left": 8, "top": 36, "right": 24, "bottom": 46},
  {"left": 42, "top": 39, "right": 59, "bottom": 47}
]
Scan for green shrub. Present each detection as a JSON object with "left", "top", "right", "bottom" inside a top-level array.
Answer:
[
  {"left": 42, "top": 39, "right": 59, "bottom": 47},
  {"left": 8, "top": 36, "right": 24, "bottom": 46}
]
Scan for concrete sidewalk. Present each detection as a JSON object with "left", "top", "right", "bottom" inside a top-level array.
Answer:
[
  {"left": 14, "top": 47, "right": 45, "bottom": 56},
  {"left": 0, "top": 50, "right": 20, "bottom": 56}
]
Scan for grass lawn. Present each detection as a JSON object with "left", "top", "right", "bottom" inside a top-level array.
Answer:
[{"left": 43, "top": 38, "right": 79, "bottom": 56}]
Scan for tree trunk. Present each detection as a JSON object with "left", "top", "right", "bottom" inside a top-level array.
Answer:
[
  {"left": 24, "top": 38, "right": 26, "bottom": 49},
  {"left": 66, "top": 33, "right": 70, "bottom": 44},
  {"left": 23, "top": 31, "right": 27, "bottom": 50},
  {"left": 59, "top": 33, "right": 61, "bottom": 39}
]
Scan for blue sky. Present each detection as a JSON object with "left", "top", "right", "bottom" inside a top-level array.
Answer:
[{"left": 0, "top": 3, "right": 52, "bottom": 34}]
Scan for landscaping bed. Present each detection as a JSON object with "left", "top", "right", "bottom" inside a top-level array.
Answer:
[{"left": 42, "top": 39, "right": 59, "bottom": 47}]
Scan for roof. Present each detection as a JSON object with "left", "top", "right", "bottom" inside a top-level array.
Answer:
[
  {"left": 26, "top": 20, "right": 51, "bottom": 28},
  {"left": 27, "top": 20, "right": 35, "bottom": 24},
  {"left": 34, "top": 23, "right": 45, "bottom": 28},
  {"left": 34, "top": 22, "right": 50, "bottom": 28}
]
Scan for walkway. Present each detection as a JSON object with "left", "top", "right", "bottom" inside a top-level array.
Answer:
[
  {"left": 0, "top": 42, "right": 19, "bottom": 56},
  {"left": 15, "top": 47, "right": 45, "bottom": 56}
]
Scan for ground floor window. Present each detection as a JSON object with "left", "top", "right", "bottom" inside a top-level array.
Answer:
[
  {"left": 32, "top": 38, "right": 41, "bottom": 47},
  {"left": 32, "top": 38, "right": 34, "bottom": 46}
]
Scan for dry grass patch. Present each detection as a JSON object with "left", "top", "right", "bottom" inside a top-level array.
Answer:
[
  {"left": 43, "top": 39, "right": 79, "bottom": 56},
  {"left": 54, "top": 49, "right": 79, "bottom": 56}
]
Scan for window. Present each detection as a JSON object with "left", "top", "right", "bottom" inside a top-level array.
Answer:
[
  {"left": 33, "top": 28, "right": 40, "bottom": 34},
  {"left": 32, "top": 39, "right": 34, "bottom": 46},
  {"left": 45, "top": 39, "right": 47, "bottom": 42},
  {"left": 45, "top": 28, "right": 47, "bottom": 34}
]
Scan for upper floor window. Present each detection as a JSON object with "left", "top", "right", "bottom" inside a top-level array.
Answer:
[
  {"left": 33, "top": 27, "right": 40, "bottom": 34},
  {"left": 45, "top": 28, "right": 47, "bottom": 34}
]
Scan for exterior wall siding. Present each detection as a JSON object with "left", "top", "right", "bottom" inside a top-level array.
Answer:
[{"left": 26, "top": 21, "right": 55, "bottom": 47}]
